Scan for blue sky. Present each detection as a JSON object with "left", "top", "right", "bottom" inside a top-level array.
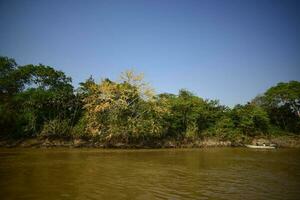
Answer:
[{"left": 0, "top": 0, "right": 299, "bottom": 106}]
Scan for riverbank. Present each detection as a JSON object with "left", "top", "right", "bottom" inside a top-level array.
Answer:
[{"left": 1, "top": 135, "right": 300, "bottom": 148}]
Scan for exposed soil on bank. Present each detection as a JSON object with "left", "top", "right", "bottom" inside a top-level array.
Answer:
[{"left": 1, "top": 135, "right": 300, "bottom": 148}]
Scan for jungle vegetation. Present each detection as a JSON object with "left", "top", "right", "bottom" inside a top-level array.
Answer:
[{"left": 1, "top": 56, "right": 299, "bottom": 144}]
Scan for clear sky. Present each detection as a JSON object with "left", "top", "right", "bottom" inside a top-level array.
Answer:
[{"left": 0, "top": 0, "right": 299, "bottom": 106}]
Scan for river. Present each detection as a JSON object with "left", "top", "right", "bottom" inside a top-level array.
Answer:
[{"left": 0, "top": 148, "right": 299, "bottom": 200}]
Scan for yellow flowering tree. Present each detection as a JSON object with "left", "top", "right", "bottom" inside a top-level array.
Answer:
[{"left": 83, "top": 70, "right": 168, "bottom": 142}]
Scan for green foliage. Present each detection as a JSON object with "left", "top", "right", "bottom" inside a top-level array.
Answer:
[
  {"left": 212, "top": 115, "right": 236, "bottom": 139},
  {"left": 1, "top": 55, "right": 299, "bottom": 143},
  {"left": 83, "top": 70, "right": 166, "bottom": 143},
  {"left": 0, "top": 56, "right": 22, "bottom": 97},
  {"left": 40, "top": 119, "right": 72, "bottom": 139},
  {"left": 252, "top": 81, "right": 300, "bottom": 134},
  {"left": 230, "top": 104, "right": 270, "bottom": 136},
  {"left": 266, "top": 81, "right": 300, "bottom": 133},
  {"left": 264, "top": 81, "right": 300, "bottom": 111},
  {"left": 71, "top": 116, "right": 90, "bottom": 139},
  {"left": 0, "top": 56, "right": 78, "bottom": 138},
  {"left": 159, "top": 90, "right": 226, "bottom": 139}
]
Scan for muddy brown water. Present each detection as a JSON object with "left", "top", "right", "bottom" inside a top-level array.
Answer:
[{"left": 0, "top": 148, "right": 299, "bottom": 200}]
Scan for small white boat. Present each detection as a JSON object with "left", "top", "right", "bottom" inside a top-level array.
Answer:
[{"left": 245, "top": 144, "right": 276, "bottom": 149}]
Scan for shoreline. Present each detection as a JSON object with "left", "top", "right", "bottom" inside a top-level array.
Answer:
[{"left": 1, "top": 135, "right": 300, "bottom": 149}]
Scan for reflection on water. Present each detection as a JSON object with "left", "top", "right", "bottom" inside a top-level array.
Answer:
[{"left": 0, "top": 148, "right": 300, "bottom": 200}]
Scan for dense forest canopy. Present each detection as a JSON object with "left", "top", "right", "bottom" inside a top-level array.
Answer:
[{"left": 1, "top": 56, "right": 299, "bottom": 143}]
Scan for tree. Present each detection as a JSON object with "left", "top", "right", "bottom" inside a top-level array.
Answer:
[
  {"left": 158, "top": 89, "right": 226, "bottom": 138},
  {"left": 0, "top": 56, "right": 25, "bottom": 99},
  {"left": 83, "top": 70, "right": 167, "bottom": 142},
  {"left": 254, "top": 81, "right": 300, "bottom": 133},
  {"left": 230, "top": 104, "right": 270, "bottom": 136},
  {"left": 265, "top": 81, "right": 300, "bottom": 117},
  {"left": 0, "top": 56, "right": 77, "bottom": 138}
]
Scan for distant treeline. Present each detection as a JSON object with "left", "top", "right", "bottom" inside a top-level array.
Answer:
[{"left": 1, "top": 56, "right": 299, "bottom": 143}]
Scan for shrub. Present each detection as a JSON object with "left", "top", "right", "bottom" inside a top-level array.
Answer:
[
  {"left": 71, "top": 117, "right": 92, "bottom": 139},
  {"left": 40, "top": 119, "right": 72, "bottom": 139},
  {"left": 212, "top": 116, "right": 235, "bottom": 139},
  {"left": 231, "top": 104, "right": 270, "bottom": 136}
]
